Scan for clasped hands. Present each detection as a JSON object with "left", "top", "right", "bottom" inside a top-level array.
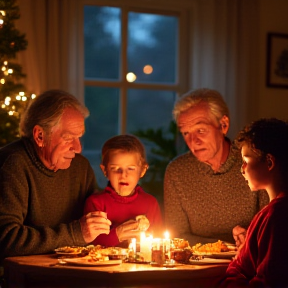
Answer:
[{"left": 80, "top": 212, "right": 141, "bottom": 243}]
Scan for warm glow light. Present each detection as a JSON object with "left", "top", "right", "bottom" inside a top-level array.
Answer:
[
  {"left": 1, "top": 104, "right": 5, "bottom": 108},
  {"left": 164, "top": 231, "right": 170, "bottom": 239},
  {"left": 143, "top": 65, "right": 153, "bottom": 74},
  {"left": 1, "top": 66, "right": 5, "bottom": 71},
  {"left": 31, "top": 93, "right": 36, "bottom": 99},
  {"left": 16, "top": 95, "right": 21, "bottom": 100},
  {"left": 7, "top": 68, "right": 13, "bottom": 74},
  {"left": 8, "top": 111, "right": 13, "bottom": 115},
  {"left": 3, "top": 61, "right": 7, "bottom": 65},
  {"left": 19, "top": 91, "right": 25, "bottom": 96},
  {"left": 126, "top": 72, "right": 137, "bottom": 82},
  {"left": 1, "top": 79, "right": 5, "bottom": 84},
  {"left": 0, "top": 10, "right": 6, "bottom": 16},
  {"left": 22, "top": 96, "right": 27, "bottom": 101}
]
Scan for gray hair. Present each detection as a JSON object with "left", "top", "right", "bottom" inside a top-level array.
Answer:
[
  {"left": 173, "top": 88, "right": 230, "bottom": 123},
  {"left": 20, "top": 89, "right": 89, "bottom": 139}
]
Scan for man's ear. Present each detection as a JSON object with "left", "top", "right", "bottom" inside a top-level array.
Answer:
[
  {"left": 100, "top": 164, "right": 107, "bottom": 177},
  {"left": 140, "top": 165, "right": 149, "bottom": 178},
  {"left": 33, "top": 125, "right": 45, "bottom": 148},
  {"left": 220, "top": 115, "right": 230, "bottom": 135}
]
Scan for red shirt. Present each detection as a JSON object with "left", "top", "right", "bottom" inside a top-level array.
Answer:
[
  {"left": 222, "top": 193, "right": 288, "bottom": 287},
  {"left": 84, "top": 184, "right": 163, "bottom": 247}
]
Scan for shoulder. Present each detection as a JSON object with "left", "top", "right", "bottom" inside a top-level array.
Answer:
[
  {"left": 0, "top": 139, "right": 27, "bottom": 169},
  {"left": 166, "top": 151, "right": 195, "bottom": 170}
]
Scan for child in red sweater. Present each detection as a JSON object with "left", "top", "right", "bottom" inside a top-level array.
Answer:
[
  {"left": 221, "top": 118, "right": 288, "bottom": 287},
  {"left": 84, "top": 134, "right": 163, "bottom": 247}
]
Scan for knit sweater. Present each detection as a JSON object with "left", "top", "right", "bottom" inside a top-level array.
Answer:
[
  {"left": 84, "top": 183, "right": 163, "bottom": 247},
  {"left": 164, "top": 140, "right": 269, "bottom": 245},
  {"left": 0, "top": 138, "right": 97, "bottom": 262},
  {"left": 222, "top": 193, "right": 288, "bottom": 287}
]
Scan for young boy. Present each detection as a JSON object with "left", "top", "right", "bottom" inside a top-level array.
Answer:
[
  {"left": 221, "top": 118, "right": 288, "bottom": 287},
  {"left": 84, "top": 134, "right": 163, "bottom": 247}
]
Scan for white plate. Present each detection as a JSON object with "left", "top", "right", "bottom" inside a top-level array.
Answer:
[
  {"left": 189, "top": 257, "right": 232, "bottom": 265},
  {"left": 60, "top": 257, "right": 122, "bottom": 266},
  {"left": 193, "top": 251, "right": 236, "bottom": 259}
]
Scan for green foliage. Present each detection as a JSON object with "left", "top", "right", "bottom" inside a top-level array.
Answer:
[
  {"left": 134, "top": 120, "right": 187, "bottom": 182},
  {"left": 0, "top": 0, "right": 29, "bottom": 145}
]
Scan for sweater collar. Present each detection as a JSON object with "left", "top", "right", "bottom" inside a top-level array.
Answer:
[
  {"left": 105, "top": 182, "right": 141, "bottom": 203},
  {"left": 22, "top": 137, "right": 56, "bottom": 177}
]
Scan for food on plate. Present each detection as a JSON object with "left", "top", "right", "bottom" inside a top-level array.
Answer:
[
  {"left": 55, "top": 245, "right": 128, "bottom": 262},
  {"left": 54, "top": 246, "right": 89, "bottom": 255},
  {"left": 171, "top": 238, "right": 191, "bottom": 249},
  {"left": 136, "top": 215, "right": 150, "bottom": 231},
  {"left": 191, "top": 240, "right": 235, "bottom": 254}
]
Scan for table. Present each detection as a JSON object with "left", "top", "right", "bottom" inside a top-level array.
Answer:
[{"left": 3, "top": 254, "right": 229, "bottom": 288}]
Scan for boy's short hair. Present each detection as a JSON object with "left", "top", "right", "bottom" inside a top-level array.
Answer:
[
  {"left": 101, "top": 134, "right": 148, "bottom": 168},
  {"left": 237, "top": 118, "right": 288, "bottom": 172}
]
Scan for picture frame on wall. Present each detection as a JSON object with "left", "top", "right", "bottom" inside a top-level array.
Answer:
[{"left": 266, "top": 33, "right": 288, "bottom": 89}]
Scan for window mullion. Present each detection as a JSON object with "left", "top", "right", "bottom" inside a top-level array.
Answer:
[{"left": 119, "top": 7, "right": 129, "bottom": 134}]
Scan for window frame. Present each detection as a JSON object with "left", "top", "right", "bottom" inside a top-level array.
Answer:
[{"left": 78, "top": 0, "right": 191, "bottom": 134}]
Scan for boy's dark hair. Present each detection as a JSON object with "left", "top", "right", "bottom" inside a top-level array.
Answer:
[{"left": 236, "top": 118, "right": 288, "bottom": 172}]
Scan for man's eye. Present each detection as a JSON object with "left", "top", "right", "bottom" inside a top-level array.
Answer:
[
  {"left": 128, "top": 167, "right": 136, "bottom": 171},
  {"left": 198, "top": 128, "right": 206, "bottom": 134}
]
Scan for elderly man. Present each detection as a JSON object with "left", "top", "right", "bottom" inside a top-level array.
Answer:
[
  {"left": 164, "top": 88, "right": 269, "bottom": 246},
  {"left": 0, "top": 89, "right": 111, "bottom": 263}
]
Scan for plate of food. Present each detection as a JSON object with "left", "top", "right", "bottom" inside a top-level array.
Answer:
[
  {"left": 54, "top": 246, "right": 89, "bottom": 256},
  {"left": 191, "top": 241, "right": 237, "bottom": 259},
  {"left": 59, "top": 256, "right": 122, "bottom": 267}
]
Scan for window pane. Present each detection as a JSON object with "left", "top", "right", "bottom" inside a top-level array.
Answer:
[
  {"left": 84, "top": 6, "right": 121, "bottom": 79},
  {"left": 128, "top": 12, "right": 178, "bottom": 83},
  {"left": 126, "top": 89, "right": 175, "bottom": 133},
  {"left": 82, "top": 86, "right": 119, "bottom": 188}
]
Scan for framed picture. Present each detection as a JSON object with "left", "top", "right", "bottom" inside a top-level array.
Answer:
[{"left": 266, "top": 33, "right": 288, "bottom": 89}]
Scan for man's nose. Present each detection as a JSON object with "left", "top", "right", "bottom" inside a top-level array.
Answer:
[{"left": 72, "top": 138, "right": 82, "bottom": 153}]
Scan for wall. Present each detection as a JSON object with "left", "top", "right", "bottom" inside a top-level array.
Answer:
[{"left": 258, "top": 0, "right": 288, "bottom": 120}]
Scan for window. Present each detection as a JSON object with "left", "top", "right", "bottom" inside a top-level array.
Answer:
[{"left": 80, "top": 1, "right": 189, "bottom": 203}]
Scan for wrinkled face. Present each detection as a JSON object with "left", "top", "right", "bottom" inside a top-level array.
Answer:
[
  {"left": 177, "top": 103, "right": 226, "bottom": 164},
  {"left": 241, "top": 144, "right": 270, "bottom": 191},
  {"left": 103, "top": 151, "right": 145, "bottom": 196},
  {"left": 40, "top": 108, "right": 85, "bottom": 171}
]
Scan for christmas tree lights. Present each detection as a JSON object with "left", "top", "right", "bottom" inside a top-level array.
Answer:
[{"left": 0, "top": 0, "right": 35, "bottom": 146}]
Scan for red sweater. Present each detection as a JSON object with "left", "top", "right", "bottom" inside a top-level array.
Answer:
[
  {"left": 221, "top": 193, "right": 288, "bottom": 288},
  {"left": 84, "top": 184, "right": 163, "bottom": 247}
]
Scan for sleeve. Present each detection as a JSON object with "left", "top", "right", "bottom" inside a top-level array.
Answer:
[
  {"left": 164, "top": 163, "right": 191, "bottom": 239},
  {"left": 222, "top": 203, "right": 288, "bottom": 287},
  {"left": 84, "top": 194, "right": 120, "bottom": 247},
  {"left": 0, "top": 154, "right": 88, "bottom": 262}
]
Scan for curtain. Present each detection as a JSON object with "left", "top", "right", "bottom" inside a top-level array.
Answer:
[
  {"left": 16, "top": 0, "right": 81, "bottom": 97},
  {"left": 191, "top": 0, "right": 260, "bottom": 138}
]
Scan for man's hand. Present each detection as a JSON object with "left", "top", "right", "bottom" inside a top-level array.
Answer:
[
  {"left": 232, "top": 225, "right": 247, "bottom": 258},
  {"left": 116, "top": 219, "right": 140, "bottom": 242},
  {"left": 80, "top": 211, "right": 111, "bottom": 243}
]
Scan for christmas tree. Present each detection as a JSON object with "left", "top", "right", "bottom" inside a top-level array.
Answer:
[{"left": 0, "top": 0, "right": 35, "bottom": 146}]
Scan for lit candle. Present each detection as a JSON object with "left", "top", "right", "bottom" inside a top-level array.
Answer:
[
  {"left": 163, "top": 231, "right": 171, "bottom": 260},
  {"left": 140, "top": 232, "right": 152, "bottom": 262}
]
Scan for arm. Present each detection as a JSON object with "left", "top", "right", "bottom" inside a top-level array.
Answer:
[{"left": 0, "top": 152, "right": 98, "bottom": 261}]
